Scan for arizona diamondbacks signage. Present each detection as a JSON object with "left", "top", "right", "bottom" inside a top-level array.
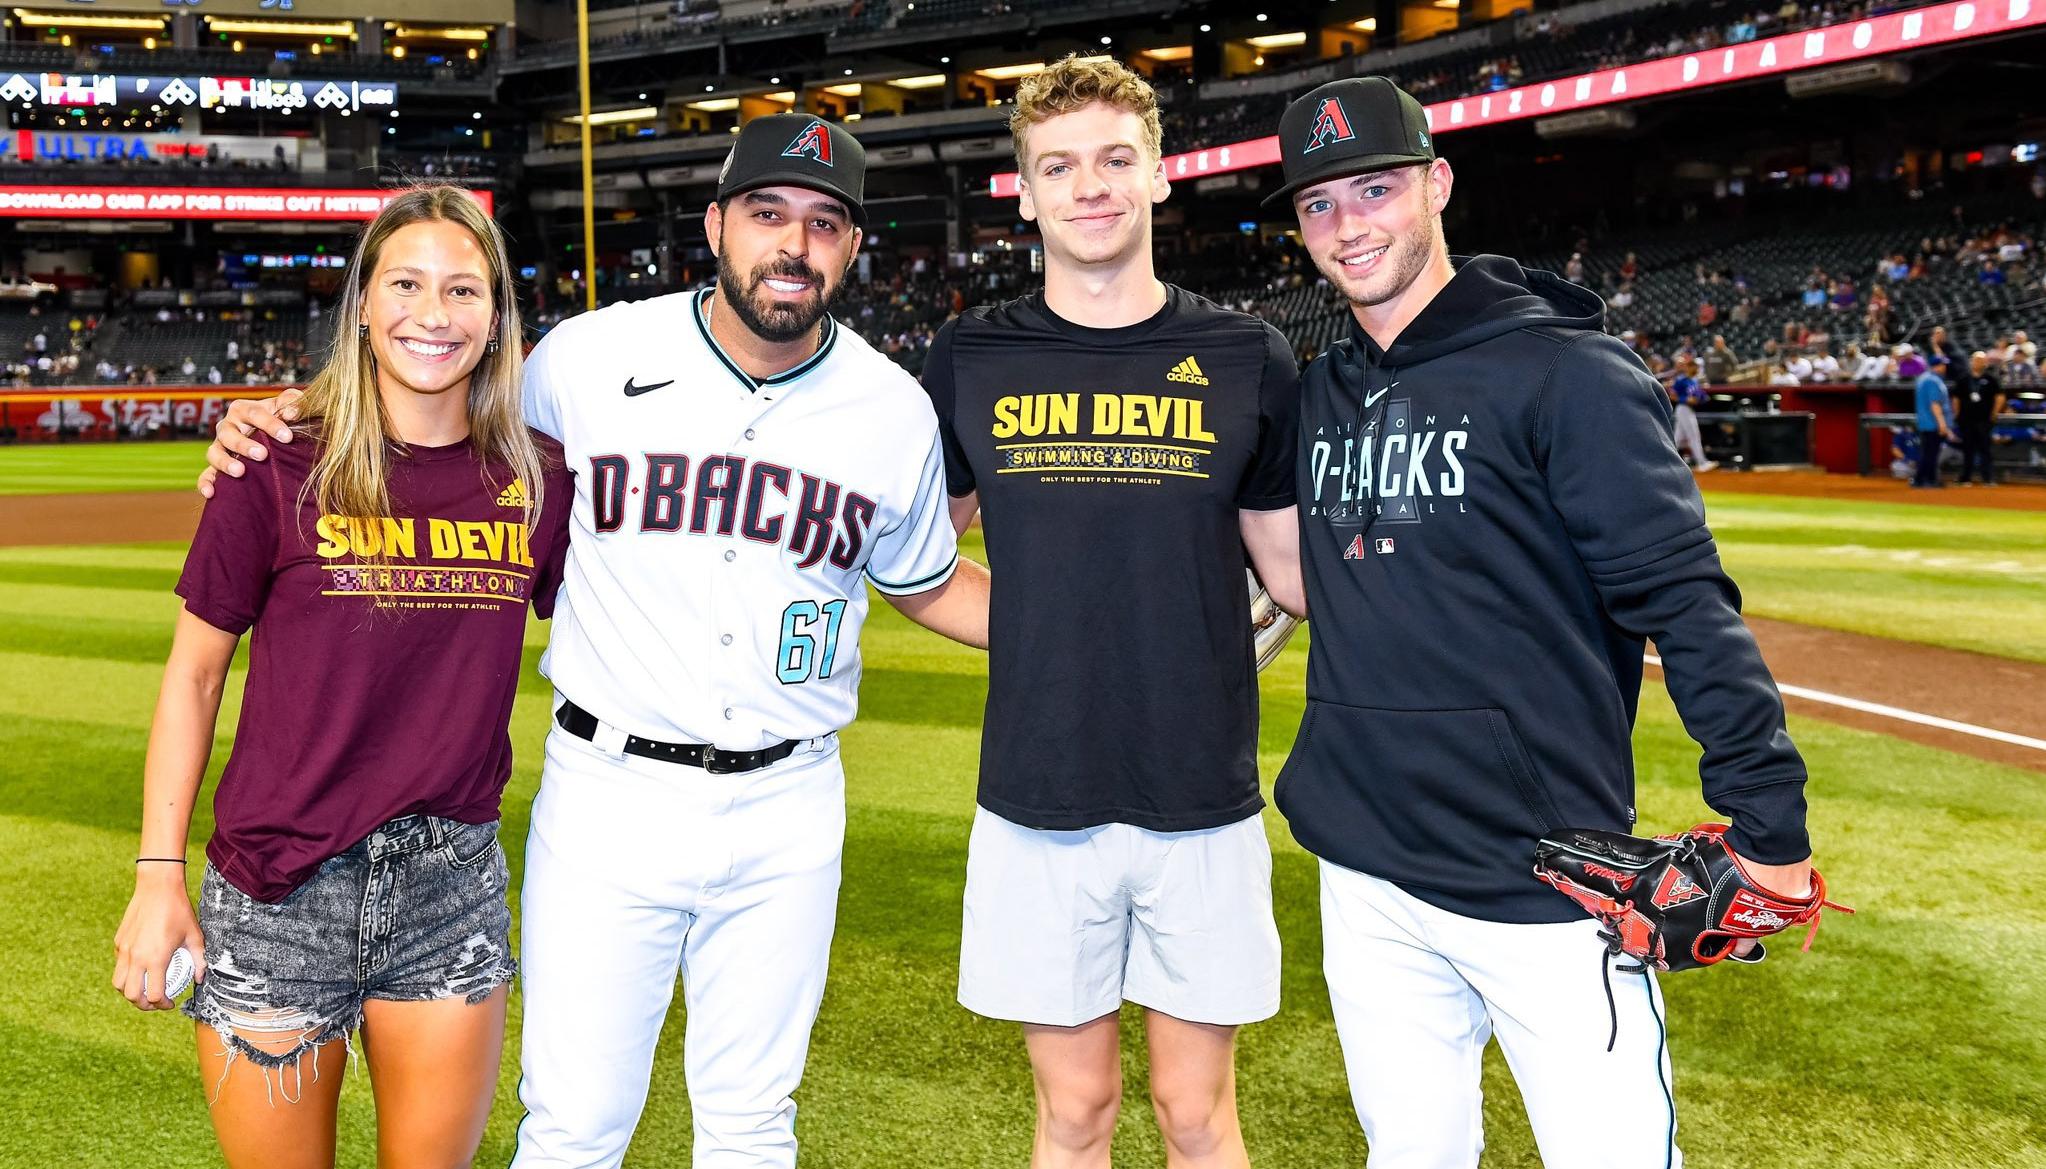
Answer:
[{"left": 0, "top": 73, "right": 398, "bottom": 114}]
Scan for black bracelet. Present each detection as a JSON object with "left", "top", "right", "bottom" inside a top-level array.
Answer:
[{"left": 136, "top": 857, "right": 188, "bottom": 864}]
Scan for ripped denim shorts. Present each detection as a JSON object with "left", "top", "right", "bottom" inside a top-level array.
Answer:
[{"left": 184, "top": 815, "right": 516, "bottom": 1085}]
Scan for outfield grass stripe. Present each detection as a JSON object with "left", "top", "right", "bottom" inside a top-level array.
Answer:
[{"left": 0, "top": 560, "right": 180, "bottom": 591}]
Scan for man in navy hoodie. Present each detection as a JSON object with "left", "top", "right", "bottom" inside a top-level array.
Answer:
[{"left": 1267, "top": 77, "right": 1817, "bottom": 1167}]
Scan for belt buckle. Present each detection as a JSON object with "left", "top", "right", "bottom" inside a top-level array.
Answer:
[{"left": 702, "top": 747, "right": 746, "bottom": 775}]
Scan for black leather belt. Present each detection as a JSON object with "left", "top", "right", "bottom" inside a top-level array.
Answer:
[{"left": 555, "top": 700, "right": 800, "bottom": 775}]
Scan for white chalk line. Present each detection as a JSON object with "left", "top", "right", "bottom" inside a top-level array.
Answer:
[{"left": 1642, "top": 654, "right": 2046, "bottom": 753}]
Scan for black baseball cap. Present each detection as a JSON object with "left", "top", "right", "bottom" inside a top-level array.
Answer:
[
  {"left": 716, "top": 112, "right": 867, "bottom": 226},
  {"left": 1263, "top": 76, "right": 1435, "bottom": 209}
]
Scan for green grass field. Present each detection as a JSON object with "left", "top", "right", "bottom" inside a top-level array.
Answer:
[
  {"left": 1702, "top": 492, "right": 2046, "bottom": 664},
  {"left": 0, "top": 439, "right": 218, "bottom": 496},
  {"left": 2, "top": 452, "right": 2043, "bottom": 1167}
]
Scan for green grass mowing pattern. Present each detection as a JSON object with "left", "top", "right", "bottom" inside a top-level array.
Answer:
[
  {"left": 3, "top": 535, "right": 2045, "bottom": 1167},
  {"left": 1699, "top": 490, "right": 2046, "bottom": 664},
  {"left": 0, "top": 440, "right": 218, "bottom": 495}
]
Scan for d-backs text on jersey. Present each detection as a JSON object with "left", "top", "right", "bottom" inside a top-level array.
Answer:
[{"left": 587, "top": 452, "right": 875, "bottom": 570}]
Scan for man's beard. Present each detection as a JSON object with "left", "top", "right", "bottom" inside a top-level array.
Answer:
[
  {"left": 1337, "top": 216, "right": 1437, "bottom": 309},
  {"left": 716, "top": 249, "right": 842, "bottom": 344}
]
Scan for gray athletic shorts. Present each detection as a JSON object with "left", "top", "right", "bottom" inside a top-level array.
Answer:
[{"left": 184, "top": 814, "right": 515, "bottom": 1077}]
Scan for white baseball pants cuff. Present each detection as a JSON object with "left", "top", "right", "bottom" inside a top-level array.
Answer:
[
  {"left": 511, "top": 722, "right": 845, "bottom": 1169},
  {"left": 1320, "top": 860, "right": 1683, "bottom": 1169}
]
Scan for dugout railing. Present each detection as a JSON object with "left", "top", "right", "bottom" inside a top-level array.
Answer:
[
  {"left": 1858, "top": 412, "right": 2046, "bottom": 480},
  {"left": 1691, "top": 411, "right": 1816, "bottom": 471}
]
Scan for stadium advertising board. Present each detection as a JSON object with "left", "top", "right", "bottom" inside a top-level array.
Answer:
[
  {"left": 989, "top": 0, "right": 2046, "bottom": 196},
  {"left": 0, "top": 73, "right": 398, "bottom": 114},
  {"left": 0, "top": 132, "right": 312, "bottom": 165},
  {"left": 0, "top": 387, "right": 256, "bottom": 439},
  {"left": 0, "top": 186, "right": 493, "bottom": 220}
]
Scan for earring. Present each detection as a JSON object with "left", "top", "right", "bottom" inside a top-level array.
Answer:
[
  {"left": 485, "top": 337, "right": 500, "bottom": 354},
  {"left": 358, "top": 323, "right": 368, "bottom": 341}
]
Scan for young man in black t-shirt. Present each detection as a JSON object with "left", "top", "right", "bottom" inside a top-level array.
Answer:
[{"left": 922, "top": 57, "right": 1302, "bottom": 1168}]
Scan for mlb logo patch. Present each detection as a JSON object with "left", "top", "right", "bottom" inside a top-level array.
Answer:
[{"left": 1375, "top": 538, "right": 1396, "bottom": 555}]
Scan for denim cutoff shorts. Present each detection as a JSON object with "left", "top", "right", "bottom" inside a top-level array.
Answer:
[{"left": 184, "top": 814, "right": 516, "bottom": 1076}]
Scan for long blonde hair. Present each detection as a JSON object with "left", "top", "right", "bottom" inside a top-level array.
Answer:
[{"left": 299, "top": 185, "right": 543, "bottom": 540}]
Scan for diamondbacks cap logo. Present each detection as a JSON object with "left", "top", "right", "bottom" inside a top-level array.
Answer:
[
  {"left": 781, "top": 121, "right": 833, "bottom": 167},
  {"left": 1302, "top": 97, "right": 1355, "bottom": 154},
  {"left": 1166, "top": 356, "right": 1209, "bottom": 386}
]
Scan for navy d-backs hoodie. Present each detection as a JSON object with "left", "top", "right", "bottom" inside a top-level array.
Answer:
[{"left": 1277, "top": 255, "right": 1810, "bottom": 924}]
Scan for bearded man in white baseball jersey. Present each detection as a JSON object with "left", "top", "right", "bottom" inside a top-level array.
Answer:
[{"left": 198, "top": 115, "right": 990, "bottom": 1169}]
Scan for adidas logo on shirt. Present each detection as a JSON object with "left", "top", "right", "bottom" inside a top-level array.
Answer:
[
  {"left": 1166, "top": 356, "right": 1209, "bottom": 386},
  {"left": 495, "top": 479, "right": 531, "bottom": 509}
]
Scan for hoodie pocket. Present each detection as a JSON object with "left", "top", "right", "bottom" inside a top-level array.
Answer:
[{"left": 1276, "top": 699, "right": 1565, "bottom": 899}]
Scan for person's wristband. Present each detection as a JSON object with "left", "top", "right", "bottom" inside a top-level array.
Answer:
[{"left": 136, "top": 857, "right": 187, "bottom": 865}]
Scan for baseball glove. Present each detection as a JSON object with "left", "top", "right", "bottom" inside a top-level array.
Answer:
[
  {"left": 1247, "top": 568, "right": 1300, "bottom": 673},
  {"left": 1533, "top": 823, "right": 1850, "bottom": 973}
]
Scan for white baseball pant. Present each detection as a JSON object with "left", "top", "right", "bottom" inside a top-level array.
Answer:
[
  {"left": 1320, "top": 860, "right": 1683, "bottom": 1169},
  {"left": 1673, "top": 403, "right": 1708, "bottom": 468},
  {"left": 511, "top": 716, "right": 845, "bottom": 1169}
]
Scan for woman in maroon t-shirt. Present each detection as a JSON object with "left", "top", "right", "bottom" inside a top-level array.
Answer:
[{"left": 111, "top": 186, "right": 570, "bottom": 1169}]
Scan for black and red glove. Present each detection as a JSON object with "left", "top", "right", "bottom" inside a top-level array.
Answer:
[{"left": 1533, "top": 823, "right": 1850, "bottom": 972}]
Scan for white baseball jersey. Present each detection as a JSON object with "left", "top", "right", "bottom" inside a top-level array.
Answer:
[{"left": 524, "top": 287, "right": 959, "bottom": 750}]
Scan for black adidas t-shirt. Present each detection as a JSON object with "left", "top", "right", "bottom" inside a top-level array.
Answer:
[{"left": 923, "top": 286, "right": 1299, "bottom": 832}]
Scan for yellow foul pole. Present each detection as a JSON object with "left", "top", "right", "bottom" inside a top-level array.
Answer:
[{"left": 576, "top": 0, "right": 597, "bottom": 311}]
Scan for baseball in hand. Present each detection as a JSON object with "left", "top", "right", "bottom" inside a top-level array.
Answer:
[{"left": 162, "top": 947, "right": 195, "bottom": 999}]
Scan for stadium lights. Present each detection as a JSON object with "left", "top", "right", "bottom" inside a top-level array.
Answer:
[
  {"left": 1199, "top": 24, "right": 1212, "bottom": 33},
  {"left": 979, "top": 56, "right": 1111, "bottom": 80},
  {"left": 391, "top": 26, "right": 492, "bottom": 40},
  {"left": 10, "top": 10, "right": 164, "bottom": 30},
  {"left": 563, "top": 106, "right": 659, "bottom": 126},
  {"left": 977, "top": 61, "right": 1047, "bottom": 79},
  {"left": 205, "top": 18, "right": 358, "bottom": 37},
  {"left": 1247, "top": 32, "right": 1307, "bottom": 48},
  {"left": 689, "top": 97, "right": 739, "bottom": 111},
  {"left": 1350, "top": 18, "right": 1377, "bottom": 31},
  {"left": 1433, "top": 0, "right": 1457, "bottom": 6},
  {"left": 1142, "top": 46, "right": 1193, "bottom": 61},
  {"left": 763, "top": 90, "right": 796, "bottom": 103},
  {"left": 824, "top": 82, "right": 862, "bottom": 96},
  {"left": 889, "top": 74, "right": 946, "bottom": 89}
]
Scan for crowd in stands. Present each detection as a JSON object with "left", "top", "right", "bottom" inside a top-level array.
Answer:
[
  {"left": 1164, "top": 0, "right": 1947, "bottom": 156},
  {"left": 1, "top": 299, "right": 314, "bottom": 391}
]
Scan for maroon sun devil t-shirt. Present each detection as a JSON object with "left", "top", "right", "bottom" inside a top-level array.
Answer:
[{"left": 176, "top": 429, "right": 571, "bottom": 902}]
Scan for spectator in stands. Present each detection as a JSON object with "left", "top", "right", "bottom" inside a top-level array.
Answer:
[
  {"left": 180, "top": 356, "right": 197, "bottom": 380},
  {"left": 1928, "top": 325, "right": 1963, "bottom": 366},
  {"left": 1914, "top": 354, "right": 1956, "bottom": 488},
  {"left": 1564, "top": 253, "right": 1586, "bottom": 284},
  {"left": 1782, "top": 348, "right": 1812, "bottom": 384},
  {"left": 1847, "top": 341, "right": 1891, "bottom": 381},
  {"left": 1703, "top": 335, "right": 1737, "bottom": 384},
  {"left": 1697, "top": 299, "right": 1717, "bottom": 328},
  {"left": 1896, "top": 343, "right": 1926, "bottom": 381},
  {"left": 1981, "top": 258, "right": 2008, "bottom": 285},
  {"left": 1809, "top": 345, "right": 1841, "bottom": 382},
  {"left": 1610, "top": 281, "right": 1635, "bottom": 309},
  {"left": 1955, "top": 351, "right": 2006, "bottom": 486}
]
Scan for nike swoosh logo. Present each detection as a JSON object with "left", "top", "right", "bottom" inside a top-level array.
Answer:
[
  {"left": 623, "top": 378, "right": 674, "bottom": 397},
  {"left": 1363, "top": 388, "right": 1389, "bottom": 408}
]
